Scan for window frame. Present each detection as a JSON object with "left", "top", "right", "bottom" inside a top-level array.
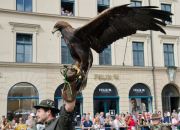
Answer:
[
  {"left": 163, "top": 43, "right": 175, "bottom": 67},
  {"left": 131, "top": 0, "right": 142, "bottom": 7},
  {"left": 99, "top": 45, "right": 112, "bottom": 65},
  {"left": 161, "top": 3, "right": 172, "bottom": 24},
  {"left": 132, "top": 41, "right": 144, "bottom": 66},
  {"left": 16, "top": 33, "right": 33, "bottom": 63},
  {"left": 61, "top": 0, "right": 75, "bottom": 16},
  {"left": 97, "top": 0, "right": 110, "bottom": 14},
  {"left": 61, "top": 38, "right": 73, "bottom": 64},
  {"left": 16, "top": 0, "right": 32, "bottom": 12},
  {"left": 7, "top": 82, "right": 39, "bottom": 120}
]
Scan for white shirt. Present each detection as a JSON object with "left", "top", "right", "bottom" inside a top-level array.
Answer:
[
  {"left": 178, "top": 112, "right": 180, "bottom": 121},
  {"left": 112, "top": 119, "right": 120, "bottom": 130}
]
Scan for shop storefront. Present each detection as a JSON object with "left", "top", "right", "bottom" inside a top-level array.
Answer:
[
  {"left": 93, "top": 82, "right": 119, "bottom": 116},
  {"left": 162, "top": 84, "right": 180, "bottom": 113},
  {"left": 129, "top": 83, "right": 152, "bottom": 113},
  {"left": 54, "top": 84, "right": 83, "bottom": 116},
  {"left": 7, "top": 82, "right": 39, "bottom": 120}
]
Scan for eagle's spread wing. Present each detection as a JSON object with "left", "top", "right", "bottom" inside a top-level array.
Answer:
[{"left": 74, "top": 4, "right": 172, "bottom": 53}]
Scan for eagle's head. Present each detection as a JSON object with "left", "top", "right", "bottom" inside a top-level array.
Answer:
[{"left": 52, "top": 21, "right": 72, "bottom": 34}]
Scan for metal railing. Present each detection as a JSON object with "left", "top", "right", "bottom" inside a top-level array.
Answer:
[{"left": 75, "top": 123, "right": 178, "bottom": 130}]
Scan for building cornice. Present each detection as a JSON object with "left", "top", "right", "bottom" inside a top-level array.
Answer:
[
  {"left": 0, "top": 8, "right": 91, "bottom": 22},
  {"left": 131, "top": 33, "right": 150, "bottom": 38},
  {"left": 0, "top": 62, "right": 178, "bottom": 72},
  {"left": 92, "top": 65, "right": 153, "bottom": 71},
  {"left": 0, "top": 62, "right": 62, "bottom": 69},
  {"left": 166, "top": 24, "right": 180, "bottom": 29},
  {"left": 9, "top": 22, "right": 40, "bottom": 29},
  {"left": 0, "top": 63, "right": 153, "bottom": 73},
  {"left": 159, "top": 34, "right": 180, "bottom": 39}
]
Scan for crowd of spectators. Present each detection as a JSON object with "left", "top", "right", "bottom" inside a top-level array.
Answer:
[
  {"left": 0, "top": 109, "right": 180, "bottom": 130},
  {"left": 0, "top": 113, "right": 44, "bottom": 130},
  {"left": 78, "top": 109, "right": 180, "bottom": 130}
]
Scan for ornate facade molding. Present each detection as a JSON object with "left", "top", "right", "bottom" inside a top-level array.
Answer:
[{"left": 9, "top": 22, "right": 40, "bottom": 33}]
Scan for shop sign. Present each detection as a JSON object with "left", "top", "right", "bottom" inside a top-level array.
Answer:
[
  {"left": 129, "top": 83, "right": 151, "bottom": 96},
  {"left": 94, "top": 74, "right": 119, "bottom": 80},
  {"left": 133, "top": 88, "right": 145, "bottom": 94},
  {"left": 98, "top": 88, "right": 112, "bottom": 94},
  {"left": 94, "top": 83, "right": 118, "bottom": 96}
]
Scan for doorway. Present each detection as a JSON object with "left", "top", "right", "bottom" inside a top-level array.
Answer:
[
  {"left": 93, "top": 82, "right": 119, "bottom": 116},
  {"left": 162, "top": 84, "right": 180, "bottom": 113}
]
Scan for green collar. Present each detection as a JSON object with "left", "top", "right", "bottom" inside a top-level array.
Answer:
[{"left": 45, "top": 118, "right": 56, "bottom": 127}]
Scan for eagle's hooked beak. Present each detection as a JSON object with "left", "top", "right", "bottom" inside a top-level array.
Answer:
[{"left": 52, "top": 28, "right": 58, "bottom": 34}]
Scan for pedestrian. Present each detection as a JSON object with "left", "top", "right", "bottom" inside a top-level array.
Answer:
[
  {"left": 34, "top": 99, "right": 76, "bottom": 130},
  {"left": 26, "top": 113, "right": 36, "bottom": 130},
  {"left": 15, "top": 117, "right": 27, "bottom": 130}
]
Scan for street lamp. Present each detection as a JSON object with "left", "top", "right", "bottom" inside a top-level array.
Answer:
[{"left": 167, "top": 66, "right": 177, "bottom": 82}]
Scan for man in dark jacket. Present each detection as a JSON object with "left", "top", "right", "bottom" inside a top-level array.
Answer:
[
  {"left": 34, "top": 65, "right": 83, "bottom": 130},
  {"left": 34, "top": 99, "right": 76, "bottom": 130}
]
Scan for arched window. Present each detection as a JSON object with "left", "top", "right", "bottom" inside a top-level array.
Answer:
[
  {"left": 129, "top": 83, "right": 152, "bottom": 113},
  {"left": 93, "top": 82, "right": 119, "bottom": 116},
  {"left": 54, "top": 84, "right": 83, "bottom": 119},
  {"left": 7, "top": 82, "right": 39, "bottom": 120}
]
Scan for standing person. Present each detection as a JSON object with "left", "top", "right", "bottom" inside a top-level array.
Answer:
[
  {"left": 177, "top": 108, "right": 180, "bottom": 130},
  {"left": 34, "top": 65, "right": 82, "bottom": 130},
  {"left": 104, "top": 113, "right": 112, "bottom": 130},
  {"left": 10, "top": 118, "right": 18, "bottom": 129},
  {"left": 162, "top": 112, "right": 171, "bottom": 123},
  {"left": 171, "top": 114, "right": 178, "bottom": 130},
  {"left": 112, "top": 114, "right": 121, "bottom": 130},
  {"left": 34, "top": 99, "right": 76, "bottom": 130},
  {"left": 127, "top": 115, "right": 136, "bottom": 130},
  {"left": 82, "top": 116, "right": 93, "bottom": 130},
  {"left": 15, "top": 117, "right": 27, "bottom": 130},
  {"left": 26, "top": 113, "right": 36, "bottom": 130},
  {"left": 93, "top": 116, "right": 101, "bottom": 130},
  {"left": 0, "top": 118, "right": 11, "bottom": 130},
  {"left": 119, "top": 114, "right": 127, "bottom": 130},
  {"left": 99, "top": 112, "right": 105, "bottom": 127}
]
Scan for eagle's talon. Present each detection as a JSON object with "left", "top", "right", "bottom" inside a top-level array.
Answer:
[{"left": 72, "top": 65, "right": 81, "bottom": 74}]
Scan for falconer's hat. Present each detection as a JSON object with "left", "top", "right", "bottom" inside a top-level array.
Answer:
[{"left": 34, "top": 99, "right": 60, "bottom": 113}]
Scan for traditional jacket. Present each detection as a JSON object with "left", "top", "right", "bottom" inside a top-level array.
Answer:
[{"left": 45, "top": 105, "right": 75, "bottom": 130}]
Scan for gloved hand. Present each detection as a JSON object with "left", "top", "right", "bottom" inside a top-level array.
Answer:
[{"left": 60, "top": 65, "right": 82, "bottom": 102}]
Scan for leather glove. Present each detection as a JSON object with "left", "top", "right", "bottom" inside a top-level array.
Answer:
[{"left": 61, "top": 65, "right": 82, "bottom": 102}]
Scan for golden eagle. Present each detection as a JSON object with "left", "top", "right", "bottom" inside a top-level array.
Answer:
[{"left": 52, "top": 4, "right": 172, "bottom": 90}]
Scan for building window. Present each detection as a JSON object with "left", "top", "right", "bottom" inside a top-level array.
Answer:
[
  {"left": 16, "top": 33, "right": 32, "bottom": 63},
  {"left": 163, "top": 43, "right": 174, "bottom": 67},
  {"left": 61, "top": 38, "right": 73, "bottom": 64},
  {"left": 7, "top": 82, "right": 38, "bottom": 120},
  {"left": 99, "top": 45, "right": 111, "bottom": 65},
  {"left": 133, "top": 42, "right": 144, "bottom": 66},
  {"left": 61, "top": 0, "right": 74, "bottom": 16},
  {"left": 161, "top": 3, "right": 172, "bottom": 23},
  {"left": 97, "top": 0, "right": 110, "bottom": 14},
  {"left": 131, "top": 0, "right": 142, "bottom": 7},
  {"left": 16, "top": 0, "right": 32, "bottom": 12},
  {"left": 129, "top": 83, "right": 152, "bottom": 113}
]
